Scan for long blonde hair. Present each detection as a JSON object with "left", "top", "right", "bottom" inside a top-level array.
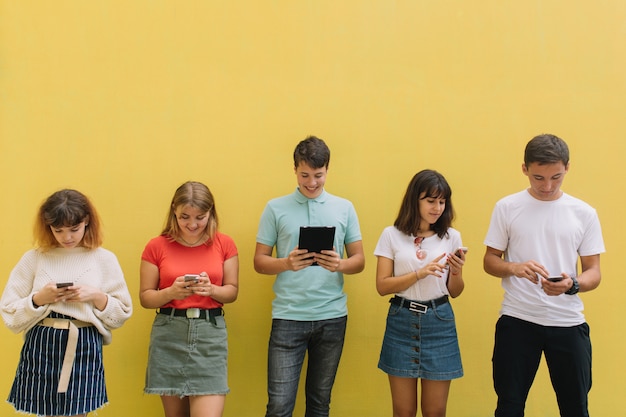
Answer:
[{"left": 161, "top": 181, "right": 219, "bottom": 243}]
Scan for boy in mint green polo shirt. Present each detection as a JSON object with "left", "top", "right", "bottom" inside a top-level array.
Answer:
[{"left": 254, "top": 135, "right": 365, "bottom": 417}]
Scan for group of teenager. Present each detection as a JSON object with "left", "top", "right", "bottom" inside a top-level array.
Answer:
[{"left": 0, "top": 133, "right": 604, "bottom": 417}]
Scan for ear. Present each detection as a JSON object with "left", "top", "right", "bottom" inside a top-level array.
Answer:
[{"left": 521, "top": 163, "right": 529, "bottom": 176}]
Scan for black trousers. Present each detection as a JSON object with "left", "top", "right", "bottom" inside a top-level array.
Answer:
[{"left": 492, "top": 315, "right": 592, "bottom": 417}]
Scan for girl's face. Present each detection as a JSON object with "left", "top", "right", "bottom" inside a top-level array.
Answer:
[
  {"left": 418, "top": 192, "right": 446, "bottom": 229},
  {"left": 175, "top": 204, "right": 210, "bottom": 241},
  {"left": 50, "top": 222, "right": 87, "bottom": 249}
]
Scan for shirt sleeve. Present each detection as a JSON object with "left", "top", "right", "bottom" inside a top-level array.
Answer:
[
  {"left": 93, "top": 249, "right": 133, "bottom": 330},
  {"left": 0, "top": 250, "right": 50, "bottom": 333}
]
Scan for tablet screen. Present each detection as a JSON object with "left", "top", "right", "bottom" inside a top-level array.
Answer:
[{"left": 298, "top": 226, "right": 336, "bottom": 254}]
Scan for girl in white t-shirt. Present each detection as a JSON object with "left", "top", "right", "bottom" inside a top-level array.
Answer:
[{"left": 375, "top": 169, "right": 466, "bottom": 417}]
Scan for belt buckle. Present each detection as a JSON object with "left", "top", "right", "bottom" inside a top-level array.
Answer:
[
  {"left": 408, "top": 301, "right": 427, "bottom": 314},
  {"left": 186, "top": 308, "right": 200, "bottom": 319}
]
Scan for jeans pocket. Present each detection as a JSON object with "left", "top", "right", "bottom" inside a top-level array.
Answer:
[{"left": 433, "top": 303, "right": 455, "bottom": 322}]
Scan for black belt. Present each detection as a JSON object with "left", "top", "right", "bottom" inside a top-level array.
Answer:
[
  {"left": 158, "top": 307, "right": 223, "bottom": 319},
  {"left": 389, "top": 295, "right": 449, "bottom": 314}
]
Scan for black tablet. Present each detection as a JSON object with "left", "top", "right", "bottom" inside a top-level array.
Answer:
[{"left": 298, "top": 226, "right": 336, "bottom": 255}]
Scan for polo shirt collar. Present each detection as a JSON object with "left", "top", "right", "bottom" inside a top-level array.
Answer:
[{"left": 294, "top": 187, "right": 329, "bottom": 204}]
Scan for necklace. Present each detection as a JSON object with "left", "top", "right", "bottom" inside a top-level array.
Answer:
[
  {"left": 179, "top": 235, "right": 205, "bottom": 247},
  {"left": 414, "top": 236, "right": 427, "bottom": 260}
]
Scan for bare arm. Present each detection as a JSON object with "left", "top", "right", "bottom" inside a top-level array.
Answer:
[
  {"left": 322, "top": 240, "right": 365, "bottom": 275},
  {"left": 253, "top": 242, "right": 317, "bottom": 275},
  {"left": 376, "top": 253, "right": 447, "bottom": 296},
  {"left": 577, "top": 254, "right": 601, "bottom": 292},
  {"left": 139, "top": 260, "right": 194, "bottom": 309},
  {"left": 204, "top": 255, "right": 239, "bottom": 304},
  {"left": 445, "top": 250, "right": 466, "bottom": 298},
  {"left": 542, "top": 254, "right": 601, "bottom": 296},
  {"left": 483, "top": 246, "right": 548, "bottom": 285}
]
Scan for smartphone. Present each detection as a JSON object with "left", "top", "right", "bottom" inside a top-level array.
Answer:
[
  {"left": 184, "top": 274, "right": 200, "bottom": 283},
  {"left": 56, "top": 282, "right": 73, "bottom": 288},
  {"left": 455, "top": 247, "right": 469, "bottom": 257},
  {"left": 547, "top": 276, "right": 564, "bottom": 282}
]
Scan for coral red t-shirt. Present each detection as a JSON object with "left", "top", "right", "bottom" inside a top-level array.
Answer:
[{"left": 141, "top": 233, "right": 238, "bottom": 310}]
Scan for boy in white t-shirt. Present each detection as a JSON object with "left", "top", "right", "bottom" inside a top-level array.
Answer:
[{"left": 483, "top": 133, "right": 604, "bottom": 417}]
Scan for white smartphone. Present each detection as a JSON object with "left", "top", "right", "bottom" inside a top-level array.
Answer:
[
  {"left": 455, "top": 247, "right": 468, "bottom": 257},
  {"left": 184, "top": 274, "right": 200, "bottom": 283},
  {"left": 547, "top": 276, "right": 564, "bottom": 282}
]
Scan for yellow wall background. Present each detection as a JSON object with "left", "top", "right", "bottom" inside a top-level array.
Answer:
[{"left": 1, "top": 2, "right": 624, "bottom": 416}]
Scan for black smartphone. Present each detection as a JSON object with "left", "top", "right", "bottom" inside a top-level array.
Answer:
[
  {"left": 547, "top": 276, "right": 564, "bottom": 282},
  {"left": 56, "top": 282, "right": 73, "bottom": 288},
  {"left": 455, "top": 247, "right": 468, "bottom": 257},
  {"left": 184, "top": 274, "right": 199, "bottom": 283}
]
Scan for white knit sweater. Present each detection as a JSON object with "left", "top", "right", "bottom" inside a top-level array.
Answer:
[{"left": 1, "top": 247, "right": 132, "bottom": 344}]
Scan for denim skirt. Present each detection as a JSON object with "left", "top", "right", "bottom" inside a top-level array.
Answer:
[
  {"left": 144, "top": 312, "right": 229, "bottom": 396},
  {"left": 8, "top": 312, "right": 106, "bottom": 416},
  {"left": 378, "top": 297, "right": 463, "bottom": 380}
]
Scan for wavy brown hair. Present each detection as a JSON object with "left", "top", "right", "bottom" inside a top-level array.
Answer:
[{"left": 34, "top": 189, "right": 103, "bottom": 251}]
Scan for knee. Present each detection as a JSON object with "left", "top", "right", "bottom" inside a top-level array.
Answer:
[
  {"left": 421, "top": 405, "right": 446, "bottom": 417},
  {"left": 392, "top": 404, "right": 418, "bottom": 417}
]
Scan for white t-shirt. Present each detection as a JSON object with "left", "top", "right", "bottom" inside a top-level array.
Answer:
[
  {"left": 374, "top": 226, "right": 463, "bottom": 301},
  {"left": 484, "top": 190, "right": 605, "bottom": 326}
]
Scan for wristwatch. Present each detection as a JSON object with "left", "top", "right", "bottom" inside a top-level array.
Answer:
[{"left": 565, "top": 276, "right": 580, "bottom": 295}]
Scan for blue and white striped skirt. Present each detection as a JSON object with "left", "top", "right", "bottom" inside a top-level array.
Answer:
[{"left": 7, "top": 312, "right": 107, "bottom": 416}]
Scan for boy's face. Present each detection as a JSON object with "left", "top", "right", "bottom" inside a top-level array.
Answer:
[
  {"left": 522, "top": 161, "right": 569, "bottom": 201},
  {"left": 295, "top": 161, "right": 327, "bottom": 199}
]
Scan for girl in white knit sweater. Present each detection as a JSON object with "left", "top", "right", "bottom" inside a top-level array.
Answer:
[{"left": 0, "top": 189, "right": 132, "bottom": 417}]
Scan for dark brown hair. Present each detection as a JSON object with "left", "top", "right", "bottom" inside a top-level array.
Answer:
[{"left": 394, "top": 170, "right": 453, "bottom": 239}]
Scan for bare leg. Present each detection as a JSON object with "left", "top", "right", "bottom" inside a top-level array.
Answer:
[
  {"left": 190, "top": 394, "right": 226, "bottom": 417},
  {"left": 161, "top": 395, "right": 190, "bottom": 417},
  {"left": 388, "top": 375, "right": 418, "bottom": 417},
  {"left": 420, "top": 379, "right": 451, "bottom": 417}
]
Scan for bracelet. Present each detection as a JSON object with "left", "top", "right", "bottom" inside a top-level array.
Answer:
[{"left": 32, "top": 296, "right": 40, "bottom": 308}]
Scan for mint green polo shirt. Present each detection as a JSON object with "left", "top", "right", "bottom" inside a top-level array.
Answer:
[{"left": 256, "top": 188, "right": 362, "bottom": 320}]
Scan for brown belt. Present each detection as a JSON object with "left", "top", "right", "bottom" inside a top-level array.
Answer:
[{"left": 38, "top": 318, "right": 93, "bottom": 393}]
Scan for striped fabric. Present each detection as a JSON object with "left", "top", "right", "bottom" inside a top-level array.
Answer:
[{"left": 7, "top": 312, "right": 107, "bottom": 415}]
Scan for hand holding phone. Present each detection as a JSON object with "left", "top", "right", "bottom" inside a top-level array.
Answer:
[
  {"left": 455, "top": 247, "right": 468, "bottom": 257},
  {"left": 546, "top": 276, "right": 564, "bottom": 282},
  {"left": 184, "top": 274, "right": 200, "bottom": 284}
]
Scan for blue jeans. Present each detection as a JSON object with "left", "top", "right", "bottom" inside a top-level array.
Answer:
[
  {"left": 493, "top": 315, "right": 592, "bottom": 417},
  {"left": 265, "top": 316, "right": 347, "bottom": 417}
]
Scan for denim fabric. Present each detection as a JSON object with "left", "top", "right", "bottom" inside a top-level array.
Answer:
[
  {"left": 493, "top": 315, "right": 592, "bottom": 417},
  {"left": 378, "top": 298, "right": 463, "bottom": 380},
  {"left": 145, "top": 312, "right": 229, "bottom": 396},
  {"left": 265, "top": 316, "right": 347, "bottom": 417}
]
